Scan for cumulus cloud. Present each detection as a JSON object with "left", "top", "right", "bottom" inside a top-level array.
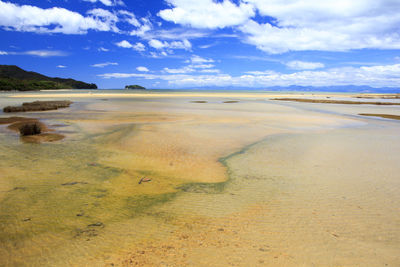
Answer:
[
  {"left": 115, "top": 40, "right": 134, "bottom": 48},
  {"left": 0, "top": 1, "right": 119, "bottom": 34},
  {"left": 158, "top": 0, "right": 254, "bottom": 29},
  {"left": 133, "top": 42, "right": 146, "bottom": 52},
  {"left": 115, "top": 40, "right": 146, "bottom": 52},
  {"left": 136, "top": 66, "right": 149, "bottom": 72},
  {"left": 242, "top": 0, "right": 400, "bottom": 53},
  {"left": 158, "top": 0, "right": 400, "bottom": 53},
  {"left": 91, "top": 62, "right": 118, "bottom": 68},
  {"left": 148, "top": 39, "right": 191, "bottom": 50},
  {"left": 99, "top": 63, "right": 400, "bottom": 88},
  {"left": 286, "top": 61, "right": 325, "bottom": 70}
]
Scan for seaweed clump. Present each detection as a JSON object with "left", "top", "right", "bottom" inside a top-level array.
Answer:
[{"left": 3, "top": 100, "right": 72, "bottom": 113}]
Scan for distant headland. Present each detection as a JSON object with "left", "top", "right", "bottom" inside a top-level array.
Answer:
[
  {"left": 0, "top": 65, "right": 97, "bottom": 91},
  {"left": 125, "top": 84, "right": 146, "bottom": 90}
]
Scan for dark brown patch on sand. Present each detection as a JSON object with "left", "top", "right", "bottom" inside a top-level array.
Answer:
[
  {"left": 273, "top": 98, "right": 400, "bottom": 105},
  {"left": 0, "top": 116, "right": 64, "bottom": 143},
  {"left": 355, "top": 94, "right": 400, "bottom": 99},
  {"left": 3, "top": 100, "right": 72, "bottom": 113},
  {"left": 190, "top": 100, "right": 208, "bottom": 103},
  {"left": 359, "top": 113, "right": 400, "bottom": 121},
  {"left": 223, "top": 100, "right": 239, "bottom": 103}
]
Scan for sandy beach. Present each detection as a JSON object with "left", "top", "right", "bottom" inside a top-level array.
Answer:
[{"left": 0, "top": 91, "right": 399, "bottom": 266}]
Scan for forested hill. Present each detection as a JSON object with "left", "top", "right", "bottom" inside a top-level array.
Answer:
[{"left": 0, "top": 65, "right": 97, "bottom": 91}]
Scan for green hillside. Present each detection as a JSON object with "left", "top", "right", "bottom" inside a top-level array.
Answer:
[{"left": 0, "top": 65, "right": 97, "bottom": 91}]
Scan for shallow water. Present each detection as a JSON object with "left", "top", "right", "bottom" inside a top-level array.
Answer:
[{"left": 0, "top": 91, "right": 399, "bottom": 266}]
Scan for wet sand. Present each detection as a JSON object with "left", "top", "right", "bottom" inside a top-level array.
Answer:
[
  {"left": 273, "top": 98, "right": 400, "bottom": 105},
  {"left": 359, "top": 113, "right": 400, "bottom": 120},
  {"left": 0, "top": 91, "right": 399, "bottom": 266}
]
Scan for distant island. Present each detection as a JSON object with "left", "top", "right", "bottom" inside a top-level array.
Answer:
[
  {"left": 125, "top": 85, "right": 146, "bottom": 90},
  {"left": 0, "top": 65, "right": 97, "bottom": 91}
]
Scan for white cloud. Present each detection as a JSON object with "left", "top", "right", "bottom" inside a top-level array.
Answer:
[
  {"left": 286, "top": 61, "right": 325, "bottom": 70},
  {"left": 0, "top": 49, "right": 67, "bottom": 57},
  {"left": 187, "top": 55, "right": 214, "bottom": 64},
  {"left": 57, "top": 65, "right": 67, "bottom": 68},
  {"left": 158, "top": 0, "right": 400, "bottom": 53},
  {"left": 115, "top": 40, "right": 133, "bottom": 48},
  {"left": 163, "top": 66, "right": 194, "bottom": 74},
  {"left": 190, "top": 64, "right": 214, "bottom": 69},
  {"left": 136, "top": 66, "right": 149, "bottom": 72},
  {"left": 245, "top": 70, "right": 277, "bottom": 76},
  {"left": 118, "top": 10, "right": 140, "bottom": 27},
  {"left": 148, "top": 39, "right": 165, "bottom": 49},
  {"left": 83, "top": 0, "right": 124, "bottom": 7},
  {"left": 242, "top": 0, "right": 400, "bottom": 53},
  {"left": 148, "top": 39, "right": 191, "bottom": 50},
  {"left": 0, "top": 1, "right": 119, "bottom": 34},
  {"left": 91, "top": 62, "right": 118, "bottom": 68},
  {"left": 115, "top": 40, "right": 145, "bottom": 52},
  {"left": 200, "top": 69, "right": 220, "bottom": 73},
  {"left": 130, "top": 17, "right": 153, "bottom": 37},
  {"left": 98, "top": 63, "right": 400, "bottom": 88},
  {"left": 158, "top": 0, "right": 254, "bottom": 29},
  {"left": 138, "top": 28, "right": 208, "bottom": 40},
  {"left": 98, "top": 47, "right": 109, "bottom": 52},
  {"left": 133, "top": 42, "right": 146, "bottom": 52},
  {"left": 24, "top": 50, "right": 67, "bottom": 57}
]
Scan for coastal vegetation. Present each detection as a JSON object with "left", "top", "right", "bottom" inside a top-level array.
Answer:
[
  {"left": 3, "top": 100, "right": 72, "bottom": 112},
  {"left": 0, "top": 65, "right": 97, "bottom": 91},
  {"left": 125, "top": 84, "right": 146, "bottom": 89},
  {"left": 0, "top": 116, "right": 64, "bottom": 142}
]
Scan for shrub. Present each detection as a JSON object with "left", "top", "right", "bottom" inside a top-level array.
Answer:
[{"left": 19, "top": 122, "right": 41, "bottom": 136}]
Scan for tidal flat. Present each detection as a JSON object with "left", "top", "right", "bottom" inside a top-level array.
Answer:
[{"left": 0, "top": 90, "right": 399, "bottom": 266}]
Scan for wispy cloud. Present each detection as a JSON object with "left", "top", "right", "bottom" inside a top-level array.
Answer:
[
  {"left": 57, "top": 65, "right": 67, "bottom": 68},
  {"left": 91, "top": 62, "right": 118, "bottom": 68},
  {"left": 0, "top": 49, "right": 67, "bottom": 57},
  {"left": 285, "top": 61, "right": 325, "bottom": 70},
  {"left": 25, "top": 50, "right": 67, "bottom": 57},
  {"left": 83, "top": 0, "right": 124, "bottom": 7}
]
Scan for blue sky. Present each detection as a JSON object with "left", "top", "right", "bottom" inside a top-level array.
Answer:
[{"left": 1, "top": 0, "right": 400, "bottom": 89}]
